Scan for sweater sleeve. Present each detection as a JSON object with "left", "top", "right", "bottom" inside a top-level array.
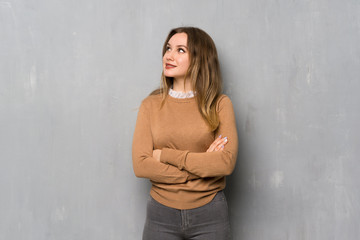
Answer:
[
  {"left": 160, "top": 95, "right": 238, "bottom": 178},
  {"left": 132, "top": 98, "right": 198, "bottom": 183}
]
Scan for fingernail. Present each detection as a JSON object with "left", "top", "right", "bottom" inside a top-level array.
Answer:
[
  {"left": 224, "top": 137, "right": 228, "bottom": 142},
  {"left": 221, "top": 145, "right": 224, "bottom": 148},
  {"left": 218, "top": 135, "right": 222, "bottom": 138}
]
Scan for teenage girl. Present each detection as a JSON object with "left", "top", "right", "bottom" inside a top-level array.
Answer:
[{"left": 132, "top": 27, "right": 238, "bottom": 240}]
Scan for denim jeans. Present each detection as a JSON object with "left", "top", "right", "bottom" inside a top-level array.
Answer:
[{"left": 143, "top": 191, "right": 231, "bottom": 240}]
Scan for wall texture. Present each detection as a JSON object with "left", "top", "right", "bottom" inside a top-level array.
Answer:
[{"left": 1, "top": 0, "right": 359, "bottom": 239}]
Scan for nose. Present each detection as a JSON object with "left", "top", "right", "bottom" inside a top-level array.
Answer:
[{"left": 165, "top": 50, "right": 174, "bottom": 61}]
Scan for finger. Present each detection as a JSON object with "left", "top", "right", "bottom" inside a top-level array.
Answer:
[
  {"left": 206, "top": 141, "right": 217, "bottom": 152},
  {"left": 207, "top": 136, "right": 228, "bottom": 152},
  {"left": 214, "top": 145, "right": 223, "bottom": 151},
  {"left": 207, "top": 135, "right": 222, "bottom": 152},
  {"left": 215, "top": 137, "right": 228, "bottom": 148},
  {"left": 210, "top": 137, "right": 222, "bottom": 148},
  {"left": 212, "top": 136, "right": 225, "bottom": 147},
  {"left": 216, "top": 137, "right": 229, "bottom": 151},
  {"left": 206, "top": 144, "right": 215, "bottom": 152},
  {"left": 212, "top": 137, "right": 228, "bottom": 152}
]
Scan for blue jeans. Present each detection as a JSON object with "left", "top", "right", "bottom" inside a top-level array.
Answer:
[{"left": 143, "top": 191, "right": 231, "bottom": 240}]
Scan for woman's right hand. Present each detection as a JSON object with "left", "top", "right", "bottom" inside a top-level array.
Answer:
[{"left": 206, "top": 135, "right": 228, "bottom": 152}]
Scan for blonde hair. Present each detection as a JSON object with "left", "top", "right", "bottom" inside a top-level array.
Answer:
[{"left": 151, "top": 27, "right": 222, "bottom": 131}]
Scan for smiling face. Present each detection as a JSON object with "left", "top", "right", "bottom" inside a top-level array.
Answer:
[{"left": 162, "top": 33, "right": 190, "bottom": 82}]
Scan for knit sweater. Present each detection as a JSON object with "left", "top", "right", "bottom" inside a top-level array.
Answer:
[{"left": 132, "top": 93, "right": 238, "bottom": 209}]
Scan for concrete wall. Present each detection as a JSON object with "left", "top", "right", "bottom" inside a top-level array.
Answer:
[{"left": 1, "top": 0, "right": 359, "bottom": 239}]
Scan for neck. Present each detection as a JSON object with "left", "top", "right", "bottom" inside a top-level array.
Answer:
[{"left": 173, "top": 78, "right": 193, "bottom": 92}]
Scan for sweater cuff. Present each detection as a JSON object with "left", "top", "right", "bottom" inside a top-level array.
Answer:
[{"left": 160, "top": 148, "right": 189, "bottom": 170}]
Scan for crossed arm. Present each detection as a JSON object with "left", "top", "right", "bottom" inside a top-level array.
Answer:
[
  {"left": 152, "top": 135, "right": 229, "bottom": 171},
  {"left": 132, "top": 96, "right": 238, "bottom": 183}
]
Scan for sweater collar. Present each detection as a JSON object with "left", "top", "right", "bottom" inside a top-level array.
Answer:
[{"left": 169, "top": 88, "right": 195, "bottom": 99}]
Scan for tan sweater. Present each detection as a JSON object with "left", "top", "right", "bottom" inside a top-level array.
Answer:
[{"left": 132, "top": 94, "right": 238, "bottom": 209}]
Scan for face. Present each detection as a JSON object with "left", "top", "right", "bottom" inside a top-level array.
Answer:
[{"left": 163, "top": 33, "right": 190, "bottom": 81}]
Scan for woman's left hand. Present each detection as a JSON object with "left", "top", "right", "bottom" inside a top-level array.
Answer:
[{"left": 153, "top": 149, "right": 162, "bottom": 161}]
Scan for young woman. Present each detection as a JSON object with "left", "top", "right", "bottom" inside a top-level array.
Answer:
[{"left": 132, "top": 27, "right": 238, "bottom": 240}]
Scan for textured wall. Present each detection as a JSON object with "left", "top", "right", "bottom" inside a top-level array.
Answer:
[{"left": 1, "top": 0, "right": 359, "bottom": 239}]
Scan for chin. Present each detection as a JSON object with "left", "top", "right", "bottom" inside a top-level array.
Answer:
[{"left": 164, "top": 72, "right": 174, "bottom": 78}]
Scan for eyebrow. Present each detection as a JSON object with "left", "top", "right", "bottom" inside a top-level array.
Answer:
[{"left": 167, "top": 43, "right": 188, "bottom": 49}]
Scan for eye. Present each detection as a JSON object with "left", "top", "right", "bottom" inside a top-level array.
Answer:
[
  {"left": 166, "top": 46, "right": 171, "bottom": 51},
  {"left": 178, "top": 48, "right": 185, "bottom": 53}
]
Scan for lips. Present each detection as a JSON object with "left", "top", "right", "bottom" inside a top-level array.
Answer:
[{"left": 165, "top": 63, "right": 176, "bottom": 69}]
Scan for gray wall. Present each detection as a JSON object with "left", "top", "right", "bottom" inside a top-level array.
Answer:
[{"left": 1, "top": 0, "right": 359, "bottom": 239}]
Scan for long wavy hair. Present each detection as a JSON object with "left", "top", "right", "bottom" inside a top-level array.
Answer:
[{"left": 151, "top": 27, "right": 223, "bottom": 131}]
